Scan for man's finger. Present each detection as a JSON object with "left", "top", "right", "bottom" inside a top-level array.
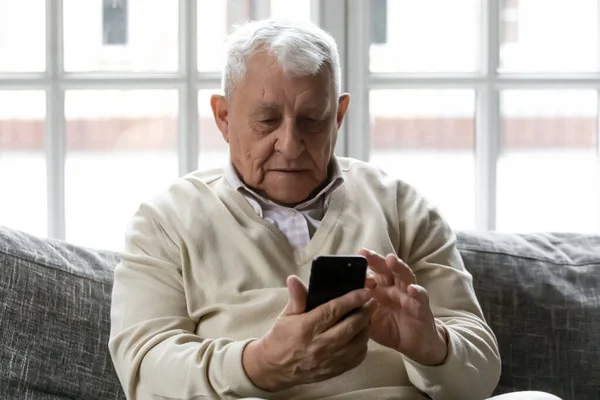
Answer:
[
  {"left": 373, "top": 272, "right": 390, "bottom": 288},
  {"left": 373, "top": 285, "right": 407, "bottom": 306},
  {"left": 317, "top": 302, "right": 371, "bottom": 345},
  {"left": 385, "top": 254, "right": 417, "bottom": 288},
  {"left": 365, "top": 274, "right": 377, "bottom": 290},
  {"left": 309, "top": 288, "right": 373, "bottom": 333},
  {"left": 358, "top": 249, "right": 393, "bottom": 286},
  {"left": 393, "top": 284, "right": 430, "bottom": 319},
  {"left": 282, "top": 275, "right": 308, "bottom": 315},
  {"left": 407, "top": 284, "right": 429, "bottom": 307}
]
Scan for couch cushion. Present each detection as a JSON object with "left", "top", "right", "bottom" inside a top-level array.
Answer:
[
  {"left": 457, "top": 231, "right": 600, "bottom": 400},
  {"left": 0, "top": 227, "right": 125, "bottom": 399}
]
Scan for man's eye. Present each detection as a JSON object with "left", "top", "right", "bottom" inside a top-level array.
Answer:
[
  {"left": 300, "top": 118, "right": 320, "bottom": 125},
  {"left": 259, "top": 119, "right": 278, "bottom": 124},
  {"left": 300, "top": 118, "right": 324, "bottom": 131}
]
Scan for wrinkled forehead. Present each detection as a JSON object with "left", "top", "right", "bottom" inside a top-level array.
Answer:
[{"left": 232, "top": 51, "right": 337, "bottom": 109}]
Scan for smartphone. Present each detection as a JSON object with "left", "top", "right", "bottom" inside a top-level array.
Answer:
[{"left": 305, "top": 255, "right": 368, "bottom": 312}]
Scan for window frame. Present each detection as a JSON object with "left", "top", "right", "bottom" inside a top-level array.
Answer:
[{"left": 1, "top": 0, "right": 599, "bottom": 240}]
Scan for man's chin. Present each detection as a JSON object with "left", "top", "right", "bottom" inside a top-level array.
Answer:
[
  {"left": 261, "top": 174, "right": 322, "bottom": 205},
  {"left": 262, "top": 186, "right": 315, "bottom": 206},
  {"left": 265, "top": 191, "right": 312, "bottom": 206}
]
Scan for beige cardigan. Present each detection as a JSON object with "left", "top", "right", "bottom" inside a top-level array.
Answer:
[{"left": 109, "top": 157, "right": 501, "bottom": 399}]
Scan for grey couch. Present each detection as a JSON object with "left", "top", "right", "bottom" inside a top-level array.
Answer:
[{"left": 0, "top": 226, "right": 599, "bottom": 399}]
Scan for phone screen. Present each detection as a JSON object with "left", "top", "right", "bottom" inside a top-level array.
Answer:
[{"left": 305, "top": 255, "right": 367, "bottom": 312}]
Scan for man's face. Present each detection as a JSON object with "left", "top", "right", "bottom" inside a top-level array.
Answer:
[{"left": 211, "top": 51, "right": 350, "bottom": 205}]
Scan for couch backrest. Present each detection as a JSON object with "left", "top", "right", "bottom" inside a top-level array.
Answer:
[
  {"left": 0, "top": 227, "right": 125, "bottom": 399},
  {"left": 1, "top": 227, "right": 599, "bottom": 399},
  {"left": 457, "top": 231, "right": 600, "bottom": 400}
]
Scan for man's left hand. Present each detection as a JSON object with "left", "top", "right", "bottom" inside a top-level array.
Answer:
[{"left": 358, "top": 249, "right": 448, "bottom": 366}]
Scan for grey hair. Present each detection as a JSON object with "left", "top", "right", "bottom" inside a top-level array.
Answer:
[{"left": 222, "top": 19, "right": 342, "bottom": 99}]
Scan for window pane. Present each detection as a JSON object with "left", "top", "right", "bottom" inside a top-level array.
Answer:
[
  {"left": 197, "top": 0, "right": 313, "bottom": 72},
  {"left": 0, "top": 0, "right": 45, "bottom": 72},
  {"left": 0, "top": 91, "right": 47, "bottom": 236},
  {"left": 498, "top": 90, "right": 599, "bottom": 232},
  {"left": 499, "top": 0, "right": 599, "bottom": 73},
  {"left": 369, "top": 0, "right": 480, "bottom": 73},
  {"left": 65, "top": 90, "right": 178, "bottom": 251},
  {"left": 369, "top": 90, "right": 476, "bottom": 230},
  {"left": 64, "top": 0, "right": 178, "bottom": 72},
  {"left": 198, "top": 90, "right": 229, "bottom": 170}
]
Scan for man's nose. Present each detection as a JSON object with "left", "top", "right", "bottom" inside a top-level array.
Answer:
[{"left": 274, "top": 119, "right": 305, "bottom": 158}]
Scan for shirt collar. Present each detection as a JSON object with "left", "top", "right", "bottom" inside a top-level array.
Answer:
[{"left": 224, "top": 157, "right": 344, "bottom": 210}]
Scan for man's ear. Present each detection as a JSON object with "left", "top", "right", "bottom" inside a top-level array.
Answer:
[
  {"left": 210, "top": 94, "right": 230, "bottom": 142},
  {"left": 336, "top": 93, "right": 350, "bottom": 129}
]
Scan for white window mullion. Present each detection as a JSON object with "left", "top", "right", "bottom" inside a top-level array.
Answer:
[
  {"left": 59, "top": 76, "right": 185, "bottom": 90},
  {"left": 597, "top": 5, "right": 600, "bottom": 231},
  {"left": 252, "top": 0, "right": 271, "bottom": 20},
  {"left": 60, "top": 73, "right": 184, "bottom": 87},
  {"left": 346, "top": 0, "right": 370, "bottom": 161},
  {"left": 369, "top": 74, "right": 485, "bottom": 89},
  {"left": 46, "top": 0, "right": 65, "bottom": 239},
  {"left": 475, "top": 86, "right": 499, "bottom": 231},
  {"left": 179, "top": 0, "right": 199, "bottom": 176},
  {"left": 0, "top": 75, "right": 47, "bottom": 88},
  {"left": 196, "top": 73, "right": 221, "bottom": 89},
  {"left": 596, "top": 91, "right": 600, "bottom": 231},
  {"left": 475, "top": 0, "right": 500, "bottom": 231},
  {"left": 309, "top": 0, "right": 321, "bottom": 24},
  {"left": 315, "top": 0, "right": 348, "bottom": 157}
]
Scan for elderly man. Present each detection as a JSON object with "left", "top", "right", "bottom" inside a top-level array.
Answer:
[{"left": 109, "top": 19, "right": 560, "bottom": 400}]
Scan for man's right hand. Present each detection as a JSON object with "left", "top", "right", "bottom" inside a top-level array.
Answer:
[{"left": 242, "top": 275, "right": 373, "bottom": 392}]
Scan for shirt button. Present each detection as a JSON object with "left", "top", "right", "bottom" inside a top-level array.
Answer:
[{"left": 288, "top": 209, "right": 297, "bottom": 217}]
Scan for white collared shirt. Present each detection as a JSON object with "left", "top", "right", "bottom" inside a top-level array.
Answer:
[{"left": 224, "top": 159, "right": 344, "bottom": 250}]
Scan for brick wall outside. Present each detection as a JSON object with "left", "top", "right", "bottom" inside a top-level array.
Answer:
[{"left": 0, "top": 117, "right": 597, "bottom": 151}]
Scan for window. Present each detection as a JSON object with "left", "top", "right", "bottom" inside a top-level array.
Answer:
[
  {"left": 497, "top": 90, "right": 599, "bottom": 232},
  {"left": 369, "top": 0, "right": 481, "bottom": 73},
  {"left": 0, "top": 0, "right": 45, "bottom": 72},
  {"left": 369, "top": 89, "right": 476, "bottom": 230},
  {"left": 0, "top": 91, "right": 47, "bottom": 237},
  {"left": 1, "top": 0, "right": 598, "bottom": 250},
  {"left": 363, "top": 0, "right": 600, "bottom": 232},
  {"left": 64, "top": 89, "right": 178, "bottom": 250},
  {"left": 64, "top": 0, "right": 179, "bottom": 72},
  {"left": 499, "top": 0, "right": 598, "bottom": 73}
]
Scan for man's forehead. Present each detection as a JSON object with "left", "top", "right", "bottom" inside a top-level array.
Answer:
[
  {"left": 251, "top": 102, "right": 279, "bottom": 112},
  {"left": 241, "top": 73, "right": 332, "bottom": 94},
  {"left": 249, "top": 98, "right": 332, "bottom": 113}
]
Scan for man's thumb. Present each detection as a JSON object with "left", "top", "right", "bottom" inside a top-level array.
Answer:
[{"left": 283, "top": 275, "right": 308, "bottom": 315}]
